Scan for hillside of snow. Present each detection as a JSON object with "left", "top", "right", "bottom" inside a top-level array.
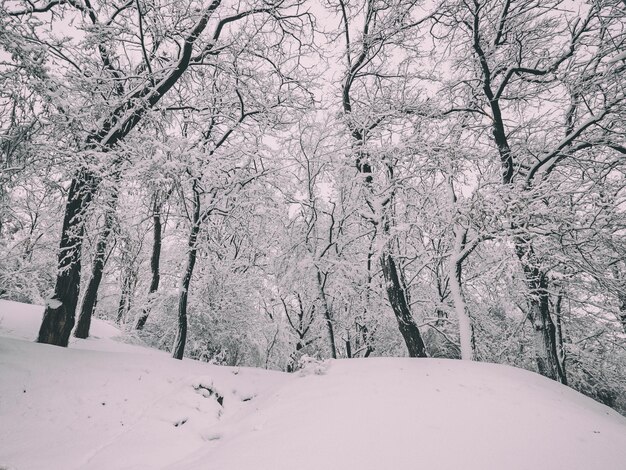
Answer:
[{"left": 1, "top": 300, "right": 626, "bottom": 470}]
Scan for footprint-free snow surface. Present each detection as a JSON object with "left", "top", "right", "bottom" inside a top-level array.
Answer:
[{"left": 1, "top": 300, "right": 625, "bottom": 470}]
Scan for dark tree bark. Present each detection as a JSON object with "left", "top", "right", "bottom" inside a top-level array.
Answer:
[
  {"left": 74, "top": 205, "right": 116, "bottom": 339},
  {"left": 135, "top": 196, "right": 163, "bottom": 330},
  {"left": 116, "top": 272, "right": 135, "bottom": 324},
  {"left": 514, "top": 242, "right": 567, "bottom": 384},
  {"left": 171, "top": 232, "right": 198, "bottom": 360},
  {"left": 435, "top": 308, "right": 448, "bottom": 327},
  {"left": 619, "top": 292, "right": 626, "bottom": 334},
  {"left": 37, "top": 171, "right": 96, "bottom": 346},
  {"left": 381, "top": 253, "right": 428, "bottom": 357},
  {"left": 172, "top": 182, "right": 201, "bottom": 360},
  {"left": 37, "top": 0, "right": 223, "bottom": 347},
  {"left": 355, "top": 319, "right": 374, "bottom": 358},
  {"left": 554, "top": 291, "right": 567, "bottom": 380},
  {"left": 531, "top": 276, "right": 567, "bottom": 385}
]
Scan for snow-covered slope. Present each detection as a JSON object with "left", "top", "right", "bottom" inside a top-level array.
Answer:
[
  {"left": 0, "top": 299, "right": 151, "bottom": 354},
  {"left": 1, "top": 300, "right": 625, "bottom": 470}
]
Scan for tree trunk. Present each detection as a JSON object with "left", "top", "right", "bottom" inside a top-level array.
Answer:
[
  {"left": 355, "top": 232, "right": 376, "bottom": 357},
  {"left": 554, "top": 292, "right": 567, "bottom": 377},
  {"left": 316, "top": 269, "right": 337, "bottom": 359},
  {"left": 74, "top": 206, "right": 116, "bottom": 339},
  {"left": 449, "top": 260, "right": 475, "bottom": 361},
  {"left": 355, "top": 318, "right": 374, "bottom": 358},
  {"left": 512, "top": 247, "right": 566, "bottom": 384},
  {"left": 37, "top": 172, "right": 96, "bottom": 346},
  {"left": 617, "top": 290, "right": 626, "bottom": 334},
  {"left": 517, "top": 247, "right": 567, "bottom": 384},
  {"left": 171, "top": 228, "right": 199, "bottom": 360},
  {"left": 116, "top": 273, "right": 132, "bottom": 324},
  {"left": 529, "top": 287, "right": 566, "bottom": 384},
  {"left": 135, "top": 197, "right": 163, "bottom": 330},
  {"left": 435, "top": 307, "right": 448, "bottom": 327},
  {"left": 449, "top": 229, "right": 476, "bottom": 361},
  {"left": 172, "top": 183, "right": 201, "bottom": 360},
  {"left": 380, "top": 252, "right": 427, "bottom": 357}
]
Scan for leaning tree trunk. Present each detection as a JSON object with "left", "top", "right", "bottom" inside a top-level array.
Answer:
[
  {"left": 376, "top": 185, "right": 428, "bottom": 358},
  {"left": 74, "top": 205, "right": 116, "bottom": 339},
  {"left": 371, "top": 199, "right": 427, "bottom": 357},
  {"left": 37, "top": 172, "right": 96, "bottom": 346},
  {"left": 172, "top": 183, "right": 201, "bottom": 360},
  {"left": 380, "top": 252, "right": 428, "bottom": 357},
  {"left": 135, "top": 197, "right": 163, "bottom": 330}
]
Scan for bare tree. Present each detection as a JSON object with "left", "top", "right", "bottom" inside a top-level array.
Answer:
[
  {"left": 333, "top": 0, "right": 438, "bottom": 356},
  {"left": 5, "top": 0, "right": 313, "bottom": 346},
  {"left": 440, "top": 0, "right": 625, "bottom": 382}
]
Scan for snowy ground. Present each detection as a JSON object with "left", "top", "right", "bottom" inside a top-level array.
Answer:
[{"left": 1, "top": 300, "right": 626, "bottom": 470}]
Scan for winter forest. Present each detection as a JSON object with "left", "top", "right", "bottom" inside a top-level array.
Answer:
[{"left": 1, "top": 0, "right": 625, "bottom": 417}]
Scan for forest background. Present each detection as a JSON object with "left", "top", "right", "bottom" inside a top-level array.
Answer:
[{"left": 1, "top": 0, "right": 625, "bottom": 412}]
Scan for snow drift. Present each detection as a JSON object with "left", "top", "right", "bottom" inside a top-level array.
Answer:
[{"left": 1, "top": 300, "right": 625, "bottom": 470}]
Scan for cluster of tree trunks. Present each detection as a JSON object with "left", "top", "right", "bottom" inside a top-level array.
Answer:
[{"left": 36, "top": 0, "right": 227, "bottom": 347}]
